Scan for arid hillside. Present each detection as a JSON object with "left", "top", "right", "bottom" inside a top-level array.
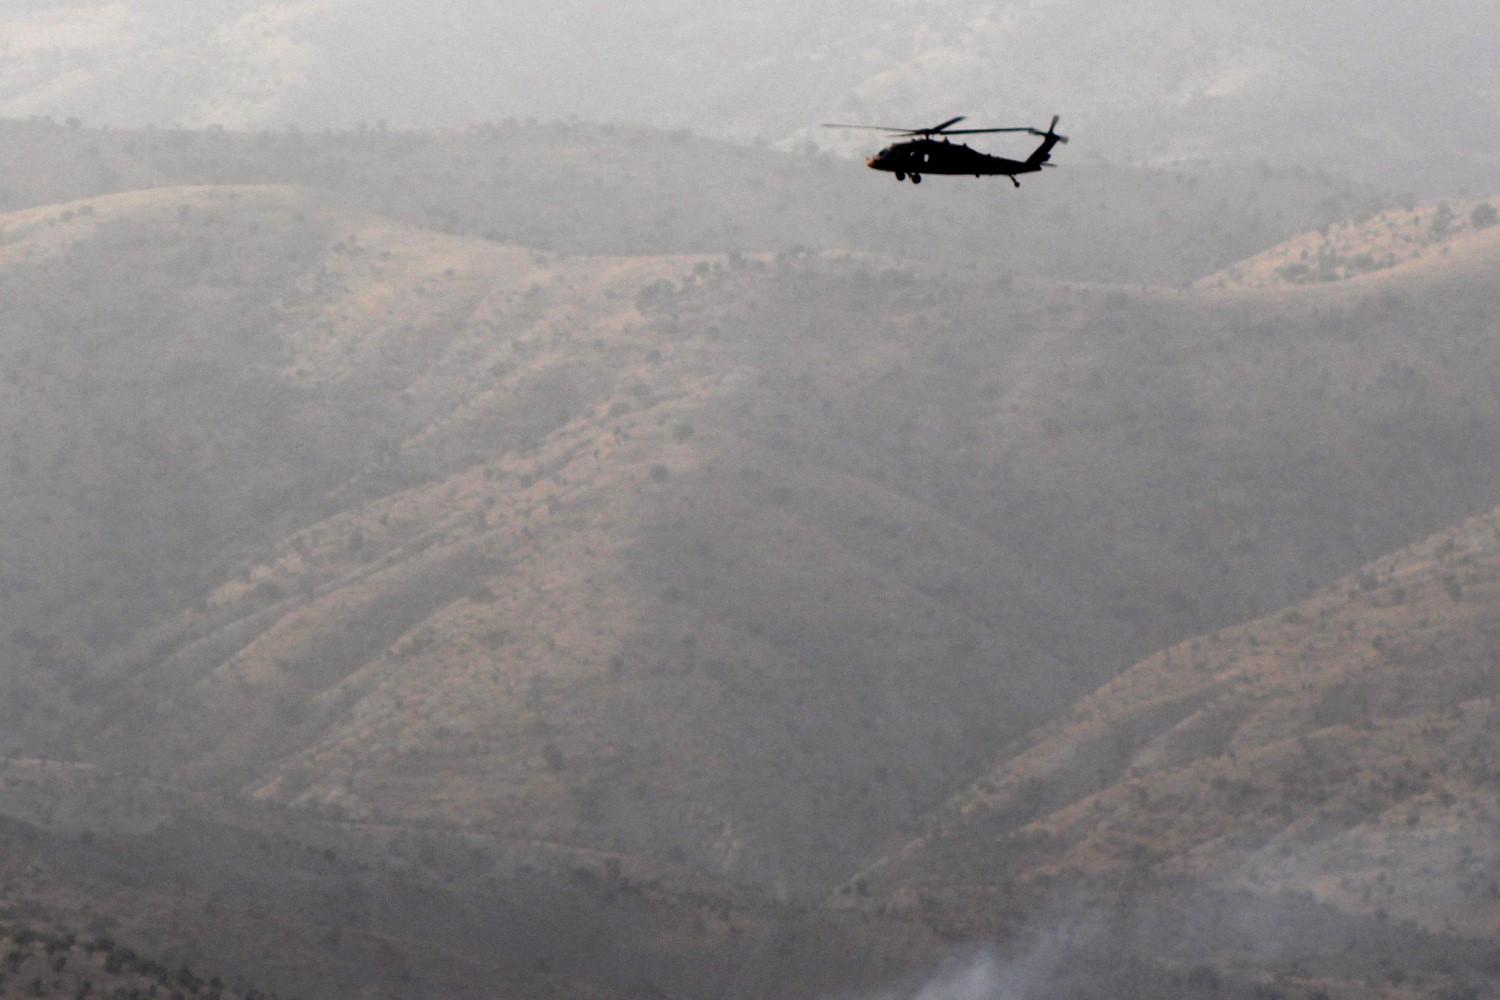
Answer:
[
  {"left": 847, "top": 503, "right": 1500, "bottom": 998},
  {"left": 1200, "top": 195, "right": 1500, "bottom": 290},
  {"left": 0, "top": 914, "right": 281, "bottom": 1000},
  {"left": 4, "top": 120, "right": 1500, "bottom": 998},
  {"left": 0, "top": 810, "right": 643, "bottom": 1000},
  {"left": 6, "top": 180, "right": 1500, "bottom": 901},
  {"left": 0, "top": 775, "right": 942, "bottom": 1000},
  {"left": 0, "top": 118, "right": 1381, "bottom": 285}
]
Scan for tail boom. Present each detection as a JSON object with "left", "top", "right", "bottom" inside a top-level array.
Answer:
[{"left": 1025, "top": 114, "right": 1068, "bottom": 168}]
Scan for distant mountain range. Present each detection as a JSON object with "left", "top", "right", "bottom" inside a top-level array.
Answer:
[{"left": 4, "top": 1, "right": 1498, "bottom": 191}]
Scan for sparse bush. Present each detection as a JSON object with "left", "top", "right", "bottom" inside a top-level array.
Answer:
[{"left": 252, "top": 579, "right": 284, "bottom": 601}]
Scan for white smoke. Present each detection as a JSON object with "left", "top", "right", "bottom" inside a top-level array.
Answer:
[
  {"left": 847, "top": 910, "right": 1096, "bottom": 1000},
  {"left": 907, "top": 951, "right": 1008, "bottom": 1000},
  {"left": 855, "top": 940, "right": 1066, "bottom": 1000}
]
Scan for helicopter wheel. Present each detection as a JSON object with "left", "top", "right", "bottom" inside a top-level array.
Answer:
[
  {"left": 911, "top": 174, "right": 922, "bottom": 184},
  {"left": 895, "top": 171, "right": 906, "bottom": 182}
]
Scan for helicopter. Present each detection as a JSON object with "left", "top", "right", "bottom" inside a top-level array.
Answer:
[{"left": 822, "top": 115, "right": 1068, "bottom": 187}]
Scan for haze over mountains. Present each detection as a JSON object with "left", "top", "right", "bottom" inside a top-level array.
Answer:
[
  {"left": 4, "top": 7, "right": 1500, "bottom": 999},
  {"left": 5, "top": 1, "right": 1500, "bottom": 191}
]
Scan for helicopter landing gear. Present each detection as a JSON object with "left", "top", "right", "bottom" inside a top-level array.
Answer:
[
  {"left": 895, "top": 171, "right": 906, "bottom": 182},
  {"left": 911, "top": 173, "right": 922, "bottom": 184},
  {"left": 1010, "top": 176, "right": 1021, "bottom": 188}
]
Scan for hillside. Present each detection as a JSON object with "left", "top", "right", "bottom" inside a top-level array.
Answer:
[
  {"left": 0, "top": 117, "right": 1382, "bottom": 286},
  {"left": 0, "top": 811, "right": 641, "bottom": 1000},
  {"left": 0, "top": 916, "right": 280, "bottom": 1000},
  {"left": 1199, "top": 195, "right": 1500, "bottom": 290},
  {"left": 845, "top": 505, "right": 1500, "bottom": 998},
  {"left": 5, "top": 160, "right": 1500, "bottom": 995},
  {"left": 6, "top": 180, "right": 1500, "bottom": 891},
  {"left": 0, "top": 781, "right": 943, "bottom": 1000}
]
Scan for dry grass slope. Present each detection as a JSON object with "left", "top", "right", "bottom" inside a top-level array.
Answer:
[
  {"left": 4, "top": 168, "right": 1500, "bottom": 997},
  {"left": 9, "top": 185, "right": 1500, "bottom": 899},
  {"left": 849, "top": 506, "right": 1500, "bottom": 996},
  {"left": 1198, "top": 196, "right": 1500, "bottom": 290}
]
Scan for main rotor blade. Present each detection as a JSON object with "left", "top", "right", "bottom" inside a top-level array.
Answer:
[
  {"left": 925, "top": 116, "right": 967, "bottom": 133},
  {"left": 939, "top": 127, "right": 1040, "bottom": 135},
  {"left": 822, "top": 118, "right": 1069, "bottom": 140},
  {"left": 821, "top": 123, "right": 914, "bottom": 132}
]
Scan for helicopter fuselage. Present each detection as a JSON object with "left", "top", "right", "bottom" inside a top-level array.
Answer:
[
  {"left": 825, "top": 114, "right": 1067, "bottom": 187},
  {"left": 867, "top": 136, "right": 1055, "bottom": 185}
]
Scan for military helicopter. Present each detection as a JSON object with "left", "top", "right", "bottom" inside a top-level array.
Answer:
[{"left": 822, "top": 115, "right": 1068, "bottom": 186}]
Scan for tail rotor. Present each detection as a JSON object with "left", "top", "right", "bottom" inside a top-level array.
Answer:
[
  {"left": 1029, "top": 115, "right": 1068, "bottom": 143},
  {"left": 1023, "top": 115, "right": 1068, "bottom": 169}
]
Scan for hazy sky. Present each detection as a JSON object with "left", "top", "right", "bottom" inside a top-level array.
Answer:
[{"left": 4, "top": 1, "right": 1497, "bottom": 190}]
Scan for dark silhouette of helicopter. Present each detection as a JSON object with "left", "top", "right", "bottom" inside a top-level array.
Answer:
[{"left": 822, "top": 115, "right": 1068, "bottom": 187}]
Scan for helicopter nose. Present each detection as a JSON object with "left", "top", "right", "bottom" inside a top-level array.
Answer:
[{"left": 866, "top": 155, "right": 881, "bottom": 169}]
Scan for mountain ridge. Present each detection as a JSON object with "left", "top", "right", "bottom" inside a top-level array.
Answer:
[{"left": 5, "top": 2, "right": 1498, "bottom": 191}]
